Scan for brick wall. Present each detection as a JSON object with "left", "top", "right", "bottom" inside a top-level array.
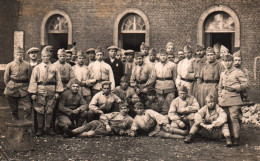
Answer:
[{"left": 1, "top": 0, "right": 260, "bottom": 102}]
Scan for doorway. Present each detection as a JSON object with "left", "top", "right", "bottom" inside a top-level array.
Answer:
[
  {"left": 122, "top": 33, "right": 145, "bottom": 51},
  {"left": 205, "top": 33, "right": 234, "bottom": 53},
  {"left": 48, "top": 33, "right": 68, "bottom": 59}
]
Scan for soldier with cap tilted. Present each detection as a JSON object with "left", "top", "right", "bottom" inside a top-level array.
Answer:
[
  {"left": 4, "top": 47, "right": 32, "bottom": 121},
  {"left": 104, "top": 46, "right": 124, "bottom": 87},
  {"left": 42, "top": 45, "right": 56, "bottom": 64},
  {"left": 88, "top": 48, "right": 115, "bottom": 96},
  {"left": 152, "top": 48, "right": 177, "bottom": 113},
  {"left": 28, "top": 47, "right": 63, "bottom": 136},
  {"left": 218, "top": 54, "right": 249, "bottom": 146}
]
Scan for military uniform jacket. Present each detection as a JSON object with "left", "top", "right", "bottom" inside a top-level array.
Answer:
[
  {"left": 130, "top": 63, "right": 155, "bottom": 90},
  {"left": 176, "top": 58, "right": 195, "bottom": 87},
  {"left": 28, "top": 62, "right": 63, "bottom": 95},
  {"left": 53, "top": 61, "right": 74, "bottom": 87},
  {"left": 89, "top": 91, "right": 121, "bottom": 113},
  {"left": 194, "top": 105, "right": 227, "bottom": 127},
  {"left": 114, "top": 86, "right": 136, "bottom": 102},
  {"left": 72, "top": 64, "right": 94, "bottom": 97},
  {"left": 153, "top": 61, "right": 177, "bottom": 94},
  {"left": 104, "top": 58, "right": 124, "bottom": 87},
  {"left": 186, "top": 57, "right": 206, "bottom": 81},
  {"left": 4, "top": 60, "right": 32, "bottom": 97},
  {"left": 123, "top": 61, "right": 135, "bottom": 78},
  {"left": 131, "top": 109, "right": 169, "bottom": 132},
  {"left": 58, "top": 89, "right": 87, "bottom": 116},
  {"left": 218, "top": 67, "right": 249, "bottom": 106},
  {"left": 99, "top": 112, "right": 133, "bottom": 133},
  {"left": 199, "top": 61, "right": 224, "bottom": 83},
  {"left": 88, "top": 60, "right": 115, "bottom": 90},
  {"left": 168, "top": 95, "right": 200, "bottom": 121}
]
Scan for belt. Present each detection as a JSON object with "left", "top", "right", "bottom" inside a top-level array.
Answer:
[
  {"left": 181, "top": 78, "right": 193, "bottom": 82},
  {"left": 223, "top": 86, "right": 237, "bottom": 92},
  {"left": 157, "top": 77, "right": 172, "bottom": 81},
  {"left": 204, "top": 80, "right": 219, "bottom": 83},
  {"left": 11, "top": 79, "right": 28, "bottom": 83},
  {"left": 136, "top": 80, "right": 147, "bottom": 84},
  {"left": 37, "top": 82, "right": 56, "bottom": 86},
  {"left": 96, "top": 79, "right": 108, "bottom": 83},
  {"left": 62, "top": 80, "right": 69, "bottom": 84}
]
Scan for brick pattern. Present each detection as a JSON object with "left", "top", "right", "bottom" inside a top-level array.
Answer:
[{"left": 1, "top": 0, "right": 260, "bottom": 101}]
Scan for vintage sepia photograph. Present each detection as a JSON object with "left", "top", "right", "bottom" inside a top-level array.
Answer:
[{"left": 0, "top": 0, "right": 259, "bottom": 160}]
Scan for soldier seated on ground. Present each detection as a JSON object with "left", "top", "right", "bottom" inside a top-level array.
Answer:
[
  {"left": 64, "top": 103, "right": 133, "bottom": 137},
  {"left": 127, "top": 93, "right": 141, "bottom": 118},
  {"left": 168, "top": 85, "right": 200, "bottom": 130},
  {"left": 145, "top": 89, "right": 168, "bottom": 115},
  {"left": 56, "top": 79, "right": 88, "bottom": 135},
  {"left": 114, "top": 76, "right": 136, "bottom": 103},
  {"left": 129, "top": 102, "right": 187, "bottom": 139},
  {"left": 184, "top": 94, "right": 232, "bottom": 147}
]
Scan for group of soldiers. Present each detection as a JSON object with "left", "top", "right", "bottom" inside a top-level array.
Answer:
[{"left": 4, "top": 41, "right": 250, "bottom": 147}]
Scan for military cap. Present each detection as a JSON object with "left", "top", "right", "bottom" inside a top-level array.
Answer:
[
  {"left": 77, "top": 50, "right": 86, "bottom": 57},
  {"left": 223, "top": 54, "right": 234, "bottom": 61},
  {"left": 205, "top": 93, "right": 218, "bottom": 102},
  {"left": 140, "top": 42, "right": 149, "bottom": 50},
  {"left": 70, "top": 46, "right": 77, "bottom": 54},
  {"left": 27, "top": 47, "right": 39, "bottom": 54},
  {"left": 14, "top": 46, "right": 24, "bottom": 54},
  {"left": 220, "top": 45, "right": 229, "bottom": 52},
  {"left": 159, "top": 48, "right": 167, "bottom": 55},
  {"left": 183, "top": 45, "right": 192, "bottom": 53},
  {"left": 178, "top": 85, "right": 188, "bottom": 93},
  {"left": 149, "top": 48, "right": 157, "bottom": 56},
  {"left": 118, "top": 102, "right": 128, "bottom": 109},
  {"left": 134, "top": 52, "right": 143, "bottom": 58},
  {"left": 124, "top": 50, "right": 134, "bottom": 55},
  {"left": 147, "top": 89, "right": 157, "bottom": 96},
  {"left": 69, "top": 78, "right": 81, "bottom": 86},
  {"left": 57, "top": 49, "right": 66, "bottom": 56},
  {"left": 134, "top": 102, "right": 145, "bottom": 109},
  {"left": 107, "top": 46, "right": 119, "bottom": 51},
  {"left": 102, "top": 81, "right": 112, "bottom": 86},
  {"left": 165, "top": 42, "right": 174, "bottom": 49},
  {"left": 213, "top": 43, "right": 221, "bottom": 51},
  {"left": 206, "top": 47, "right": 215, "bottom": 54},
  {"left": 120, "top": 76, "right": 129, "bottom": 83},
  {"left": 65, "top": 50, "right": 72, "bottom": 54},
  {"left": 43, "top": 45, "right": 53, "bottom": 52},
  {"left": 95, "top": 46, "right": 103, "bottom": 54},
  {"left": 196, "top": 45, "right": 204, "bottom": 51},
  {"left": 233, "top": 50, "right": 241, "bottom": 58},
  {"left": 86, "top": 48, "right": 96, "bottom": 54}
]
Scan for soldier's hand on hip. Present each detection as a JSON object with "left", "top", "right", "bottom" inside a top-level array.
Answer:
[
  {"left": 31, "top": 95, "right": 36, "bottom": 100},
  {"left": 55, "top": 93, "right": 60, "bottom": 99}
]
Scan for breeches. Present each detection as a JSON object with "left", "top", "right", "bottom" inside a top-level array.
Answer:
[
  {"left": 57, "top": 111, "right": 88, "bottom": 128},
  {"left": 170, "top": 114, "right": 195, "bottom": 129},
  {"left": 157, "top": 92, "right": 175, "bottom": 114},
  {"left": 223, "top": 106, "right": 241, "bottom": 139}
]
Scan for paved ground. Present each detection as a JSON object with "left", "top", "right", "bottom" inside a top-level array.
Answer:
[{"left": 0, "top": 107, "right": 259, "bottom": 161}]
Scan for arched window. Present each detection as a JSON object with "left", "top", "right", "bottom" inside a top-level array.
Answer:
[
  {"left": 48, "top": 16, "right": 68, "bottom": 33},
  {"left": 197, "top": 5, "right": 240, "bottom": 53},
  {"left": 114, "top": 9, "right": 149, "bottom": 51}
]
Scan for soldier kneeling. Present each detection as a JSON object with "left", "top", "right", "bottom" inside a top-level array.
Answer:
[{"left": 184, "top": 93, "right": 232, "bottom": 147}]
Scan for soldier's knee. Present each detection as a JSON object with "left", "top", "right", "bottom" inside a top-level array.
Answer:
[
  {"left": 170, "top": 122, "right": 179, "bottom": 128},
  {"left": 178, "top": 121, "right": 185, "bottom": 128}
]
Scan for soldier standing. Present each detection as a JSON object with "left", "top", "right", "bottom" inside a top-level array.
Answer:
[
  {"left": 65, "top": 50, "right": 76, "bottom": 66},
  {"left": 140, "top": 42, "right": 149, "bottom": 63},
  {"left": 152, "top": 49, "right": 177, "bottom": 113},
  {"left": 123, "top": 50, "right": 135, "bottom": 78},
  {"left": 130, "top": 52, "right": 155, "bottom": 103},
  {"left": 4, "top": 47, "right": 32, "bottom": 121},
  {"left": 198, "top": 47, "right": 224, "bottom": 107},
  {"left": 28, "top": 49, "right": 63, "bottom": 136},
  {"left": 114, "top": 76, "right": 136, "bottom": 103},
  {"left": 27, "top": 47, "right": 40, "bottom": 68},
  {"left": 218, "top": 55, "right": 249, "bottom": 146},
  {"left": 85, "top": 48, "right": 96, "bottom": 66},
  {"left": 104, "top": 46, "right": 124, "bottom": 87},
  {"left": 88, "top": 49, "right": 115, "bottom": 96},
  {"left": 176, "top": 45, "right": 195, "bottom": 94},
  {"left": 186, "top": 45, "right": 206, "bottom": 107}
]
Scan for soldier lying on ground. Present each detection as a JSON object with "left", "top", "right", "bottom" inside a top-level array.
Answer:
[
  {"left": 184, "top": 93, "right": 232, "bottom": 147},
  {"left": 64, "top": 103, "right": 133, "bottom": 137},
  {"left": 129, "top": 102, "right": 187, "bottom": 139}
]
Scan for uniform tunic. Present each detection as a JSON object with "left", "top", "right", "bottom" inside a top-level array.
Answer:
[
  {"left": 186, "top": 57, "right": 206, "bottom": 106},
  {"left": 28, "top": 62, "right": 63, "bottom": 114},
  {"left": 72, "top": 64, "right": 93, "bottom": 97},
  {"left": 88, "top": 60, "right": 115, "bottom": 90},
  {"left": 104, "top": 58, "right": 124, "bottom": 87},
  {"left": 53, "top": 61, "right": 74, "bottom": 88},
  {"left": 114, "top": 86, "right": 136, "bottom": 102},
  {"left": 168, "top": 95, "right": 200, "bottom": 123},
  {"left": 89, "top": 91, "right": 121, "bottom": 114},
  {"left": 199, "top": 61, "right": 224, "bottom": 107},
  {"left": 123, "top": 61, "right": 135, "bottom": 78},
  {"left": 176, "top": 58, "right": 195, "bottom": 94}
]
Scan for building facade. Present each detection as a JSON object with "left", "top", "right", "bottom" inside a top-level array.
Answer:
[{"left": 0, "top": 0, "right": 260, "bottom": 102}]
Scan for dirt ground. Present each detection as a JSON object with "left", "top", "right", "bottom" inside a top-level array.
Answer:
[{"left": 0, "top": 107, "right": 259, "bottom": 161}]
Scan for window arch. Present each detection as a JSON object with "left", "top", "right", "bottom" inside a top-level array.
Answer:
[
  {"left": 114, "top": 8, "right": 149, "bottom": 49},
  {"left": 40, "top": 10, "right": 72, "bottom": 46},
  {"left": 197, "top": 5, "right": 240, "bottom": 48}
]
